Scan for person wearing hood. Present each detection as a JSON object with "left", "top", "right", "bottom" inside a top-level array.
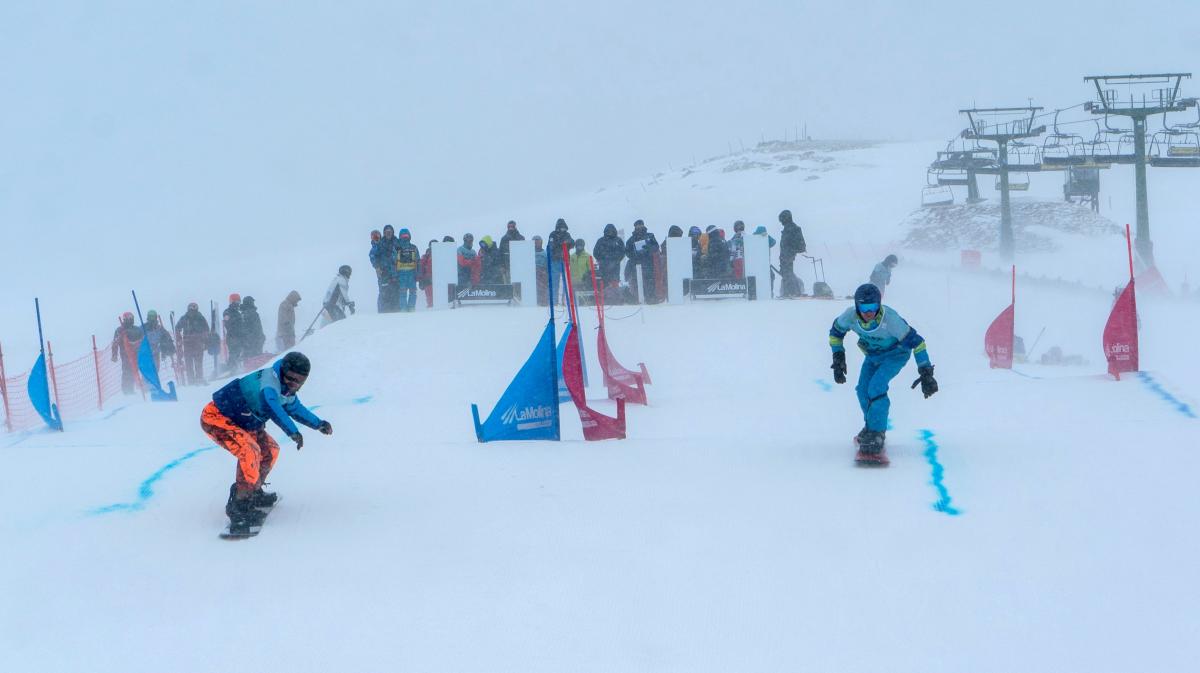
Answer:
[
  {"left": 322, "top": 265, "right": 355, "bottom": 325},
  {"left": 111, "top": 312, "right": 144, "bottom": 394},
  {"left": 393, "top": 227, "right": 421, "bottom": 312},
  {"left": 499, "top": 220, "right": 525, "bottom": 283},
  {"left": 223, "top": 294, "right": 246, "bottom": 375},
  {"left": 704, "top": 228, "right": 732, "bottom": 279},
  {"left": 371, "top": 225, "right": 402, "bottom": 312},
  {"left": 202, "top": 351, "right": 333, "bottom": 533},
  {"left": 457, "top": 234, "right": 482, "bottom": 287},
  {"left": 546, "top": 218, "right": 573, "bottom": 302},
  {"left": 666, "top": 225, "right": 684, "bottom": 238},
  {"left": 240, "top": 297, "right": 266, "bottom": 357},
  {"left": 569, "top": 238, "right": 594, "bottom": 290},
  {"left": 143, "top": 310, "right": 177, "bottom": 369},
  {"left": 870, "top": 254, "right": 899, "bottom": 295},
  {"left": 479, "top": 235, "right": 504, "bottom": 285},
  {"left": 276, "top": 291, "right": 302, "bottom": 351},
  {"left": 625, "top": 219, "right": 660, "bottom": 303},
  {"left": 778, "top": 209, "right": 807, "bottom": 297},
  {"left": 829, "top": 283, "right": 938, "bottom": 466},
  {"left": 730, "top": 221, "right": 747, "bottom": 279},
  {"left": 177, "top": 302, "right": 210, "bottom": 385},
  {"left": 592, "top": 223, "right": 625, "bottom": 295}
]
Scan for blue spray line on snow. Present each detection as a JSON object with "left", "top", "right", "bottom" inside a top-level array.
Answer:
[
  {"left": 918, "top": 429, "right": 960, "bottom": 516},
  {"left": 87, "top": 393, "right": 372, "bottom": 515},
  {"left": 90, "top": 446, "right": 215, "bottom": 514},
  {"left": 814, "top": 379, "right": 833, "bottom": 392},
  {"left": 1136, "top": 372, "right": 1197, "bottom": 419}
]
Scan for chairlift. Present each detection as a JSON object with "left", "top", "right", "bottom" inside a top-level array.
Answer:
[
  {"left": 1007, "top": 141, "right": 1042, "bottom": 170},
  {"left": 1089, "top": 115, "right": 1137, "bottom": 164},
  {"left": 921, "top": 168, "right": 955, "bottom": 206},
  {"left": 995, "top": 172, "right": 1030, "bottom": 191},
  {"left": 1144, "top": 107, "right": 1200, "bottom": 166},
  {"left": 1041, "top": 110, "right": 1085, "bottom": 169}
]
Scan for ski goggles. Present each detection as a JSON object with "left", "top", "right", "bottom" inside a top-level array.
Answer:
[{"left": 858, "top": 303, "right": 879, "bottom": 313}]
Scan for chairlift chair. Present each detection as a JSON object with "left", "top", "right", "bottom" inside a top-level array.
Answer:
[{"left": 995, "top": 172, "right": 1030, "bottom": 191}]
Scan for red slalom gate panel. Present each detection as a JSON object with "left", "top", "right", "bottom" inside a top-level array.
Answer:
[
  {"left": 561, "top": 309, "right": 625, "bottom": 441},
  {"left": 597, "top": 327, "right": 648, "bottom": 405}
]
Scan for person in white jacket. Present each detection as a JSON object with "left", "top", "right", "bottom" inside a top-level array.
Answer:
[{"left": 321, "top": 265, "right": 356, "bottom": 325}]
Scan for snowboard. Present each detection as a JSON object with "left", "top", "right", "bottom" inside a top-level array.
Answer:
[
  {"left": 853, "top": 436, "right": 890, "bottom": 468},
  {"left": 219, "top": 497, "right": 278, "bottom": 540}
]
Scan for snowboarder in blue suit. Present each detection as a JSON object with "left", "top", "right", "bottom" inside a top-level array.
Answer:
[{"left": 829, "top": 283, "right": 938, "bottom": 459}]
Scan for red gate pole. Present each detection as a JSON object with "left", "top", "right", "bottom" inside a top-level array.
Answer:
[
  {"left": 92, "top": 335, "right": 104, "bottom": 411},
  {"left": 0, "top": 341, "right": 12, "bottom": 432},
  {"left": 46, "top": 341, "right": 64, "bottom": 421}
]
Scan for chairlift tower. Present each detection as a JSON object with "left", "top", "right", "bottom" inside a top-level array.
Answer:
[
  {"left": 960, "top": 107, "right": 1046, "bottom": 261},
  {"left": 1084, "top": 73, "right": 1195, "bottom": 266}
]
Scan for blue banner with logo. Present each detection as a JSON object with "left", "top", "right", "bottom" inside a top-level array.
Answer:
[
  {"left": 27, "top": 353, "right": 63, "bottom": 431},
  {"left": 471, "top": 320, "right": 560, "bottom": 442}
]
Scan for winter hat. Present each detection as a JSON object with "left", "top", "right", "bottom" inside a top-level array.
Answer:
[
  {"left": 667, "top": 225, "right": 683, "bottom": 237},
  {"left": 383, "top": 224, "right": 395, "bottom": 235},
  {"left": 371, "top": 229, "right": 381, "bottom": 242},
  {"left": 634, "top": 219, "right": 645, "bottom": 228},
  {"left": 705, "top": 225, "right": 717, "bottom": 234},
  {"left": 339, "top": 265, "right": 352, "bottom": 278},
  {"left": 604, "top": 223, "right": 617, "bottom": 236},
  {"left": 555, "top": 218, "right": 567, "bottom": 230},
  {"left": 752, "top": 225, "right": 767, "bottom": 235},
  {"left": 229, "top": 293, "right": 241, "bottom": 303},
  {"left": 399, "top": 227, "right": 411, "bottom": 239},
  {"left": 507, "top": 220, "right": 517, "bottom": 229},
  {"left": 242, "top": 296, "right": 256, "bottom": 308},
  {"left": 188, "top": 302, "right": 199, "bottom": 311},
  {"left": 854, "top": 284, "right": 882, "bottom": 316},
  {"left": 779, "top": 209, "right": 793, "bottom": 223},
  {"left": 574, "top": 238, "right": 586, "bottom": 249},
  {"left": 481, "top": 235, "right": 494, "bottom": 246},
  {"left": 688, "top": 226, "right": 701, "bottom": 236},
  {"left": 443, "top": 235, "right": 455, "bottom": 243},
  {"left": 733, "top": 220, "right": 745, "bottom": 232},
  {"left": 121, "top": 311, "right": 134, "bottom": 322},
  {"left": 280, "top": 351, "right": 311, "bottom": 378},
  {"left": 716, "top": 229, "right": 726, "bottom": 240},
  {"left": 464, "top": 233, "right": 474, "bottom": 242},
  {"left": 147, "top": 309, "right": 158, "bottom": 321}
]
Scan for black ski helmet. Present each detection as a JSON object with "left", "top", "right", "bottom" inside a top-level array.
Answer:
[
  {"left": 339, "top": 264, "right": 352, "bottom": 278},
  {"left": 280, "top": 352, "right": 311, "bottom": 378},
  {"left": 854, "top": 284, "right": 882, "bottom": 316}
]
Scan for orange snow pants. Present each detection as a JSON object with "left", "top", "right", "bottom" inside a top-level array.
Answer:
[{"left": 200, "top": 402, "right": 280, "bottom": 491}]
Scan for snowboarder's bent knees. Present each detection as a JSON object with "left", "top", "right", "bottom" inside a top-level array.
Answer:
[
  {"left": 829, "top": 284, "right": 938, "bottom": 463},
  {"left": 199, "top": 351, "right": 333, "bottom": 529}
]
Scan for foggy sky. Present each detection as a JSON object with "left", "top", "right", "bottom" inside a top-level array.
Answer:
[{"left": 2, "top": 1, "right": 1198, "bottom": 280}]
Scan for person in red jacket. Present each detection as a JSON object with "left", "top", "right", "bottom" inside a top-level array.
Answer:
[
  {"left": 457, "top": 234, "right": 482, "bottom": 287},
  {"left": 419, "top": 239, "right": 436, "bottom": 307}
]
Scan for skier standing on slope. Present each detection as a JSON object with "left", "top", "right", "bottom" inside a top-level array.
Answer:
[
  {"left": 829, "top": 283, "right": 938, "bottom": 465},
  {"left": 200, "top": 352, "right": 333, "bottom": 530},
  {"left": 870, "top": 254, "right": 898, "bottom": 296}
]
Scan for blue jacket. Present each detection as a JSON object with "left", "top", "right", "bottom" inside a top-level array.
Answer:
[
  {"left": 212, "top": 360, "right": 323, "bottom": 435},
  {"left": 829, "top": 306, "right": 931, "bottom": 367}
]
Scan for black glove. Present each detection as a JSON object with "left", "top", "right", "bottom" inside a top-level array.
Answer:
[
  {"left": 318, "top": 420, "right": 333, "bottom": 435},
  {"left": 831, "top": 351, "right": 847, "bottom": 385},
  {"left": 911, "top": 365, "right": 938, "bottom": 398},
  {"left": 289, "top": 432, "right": 304, "bottom": 450},
  {"left": 347, "top": 302, "right": 356, "bottom": 315}
]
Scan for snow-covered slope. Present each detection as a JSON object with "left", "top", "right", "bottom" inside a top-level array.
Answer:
[{"left": 4, "top": 140, "right": 1200, "bottom": 672}]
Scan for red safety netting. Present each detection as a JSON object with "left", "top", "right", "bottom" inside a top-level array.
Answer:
[{"left": 0, "top": 337, "right": 182, "bottom": 433}]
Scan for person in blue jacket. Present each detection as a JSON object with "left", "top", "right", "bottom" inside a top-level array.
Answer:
[
  {"left": 829, "top": 284, "right": 938, "bottom": 455},
  {"left": 200, "top": 352, "right": 333, "bottom": 528}
]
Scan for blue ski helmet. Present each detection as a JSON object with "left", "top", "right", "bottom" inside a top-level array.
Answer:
[{"left": 854, "top": 283, "right": 882, "bottom": 316}]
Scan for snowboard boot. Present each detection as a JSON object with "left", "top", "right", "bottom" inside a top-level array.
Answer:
[
  {"left": 250, "top": 486, "right": 278, "bottom": 509},
  {"left": 854, "top": 430, "right": 889, "bottom": 467},
  {"left": 225, "top": 484, "right": 267, "bottom": 529}
]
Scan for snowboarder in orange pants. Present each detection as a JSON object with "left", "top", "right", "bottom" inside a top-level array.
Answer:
[{"left": 200, "top": 352, "right": 332, "bottom": 528}]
